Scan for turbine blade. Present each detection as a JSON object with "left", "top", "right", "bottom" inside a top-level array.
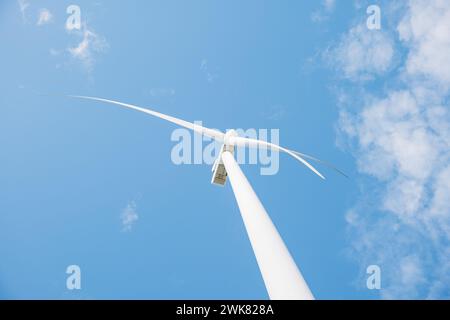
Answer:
[
  {"left": 290, "top": 151, "right": 348, "bottom": 178},
  {"left": 68, "top": 95, "right": 224, "bottom": 141},
  {"left": 227, "top": 136, "right": 326, "bottom": 180}
]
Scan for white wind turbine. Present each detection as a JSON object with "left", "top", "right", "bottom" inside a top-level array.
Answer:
[{"left": 70, "top": 95, "right": 341, "bottom": 300}]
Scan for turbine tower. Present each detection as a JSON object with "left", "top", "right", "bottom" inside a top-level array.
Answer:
[{"left": 70, "top": 95, "right": 331, "bottom": 300}]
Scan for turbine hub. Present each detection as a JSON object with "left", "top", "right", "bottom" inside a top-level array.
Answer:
[{"left": 223, "top": 129, "right": 238, "bottom": 146}]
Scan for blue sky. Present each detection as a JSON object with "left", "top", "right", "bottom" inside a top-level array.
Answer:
[{"left": 1, "top": 0, "right": 449, "bottom": 299}]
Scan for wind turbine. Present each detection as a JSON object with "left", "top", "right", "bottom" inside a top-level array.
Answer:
[{"left": 70, "top": 95, "right": 337, "bottom": 300}]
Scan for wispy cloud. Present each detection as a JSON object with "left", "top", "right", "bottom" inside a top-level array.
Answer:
[
  {"left": 49, "top": 48, "right": 61, "bottom": 56},
  {"left": 327, "top": 24, "right": 395, "bottom": 81},
  {"left": 324, "top": 0, "right": 336, "bottom": 11},
  {"left": 67, "top": 23, "right": 108, "bottom": 72},
  {"left": 200, "top": 59, "right": 219, "bottom": 83},
  {"left": 311, "top": 0, "right": 336, "bottom": 23},
  {"left": 261, "top": 105, "right": 286, "bottom": 121},
  {"left": 121, "top": 201, "right": 139, "bottom": 232},
  {"left": 17, "top": 0, "right": 29, "bottom": 21},
  {"left": 37, "top": 8, "right": 53, "bottom": 26},
  {"left": 149, "top": 87, "right": 176, "bottom": 97},
  {"left": 330, "top": 0, "right": 450, "bottom": 299}
]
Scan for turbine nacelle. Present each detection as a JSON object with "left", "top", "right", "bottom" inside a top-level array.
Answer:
[{"left": 211, "top": 130, "right": 238, "bottom": 186}]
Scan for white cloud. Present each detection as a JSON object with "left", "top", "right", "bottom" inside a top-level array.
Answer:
[
  {"left": 67, "top": 24, "right": 108, "bottom": 72},
  {"left": 332, "top": 0, "right": 450, "bottom": 298},
  {"left": 37, "top": 8, "right": 53, "bottom": 26},
  {"left": 398, "top": 0, "right": 450, "bottom": 89},
  {"left": 121, "top": 201, "right": 139, "bottom": 232},
  {"left": 330, "top": 24, "right": 395, "bottom": 80},
  {"left": 348, "top": 90, "right": 440, "bottom": 182}
]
